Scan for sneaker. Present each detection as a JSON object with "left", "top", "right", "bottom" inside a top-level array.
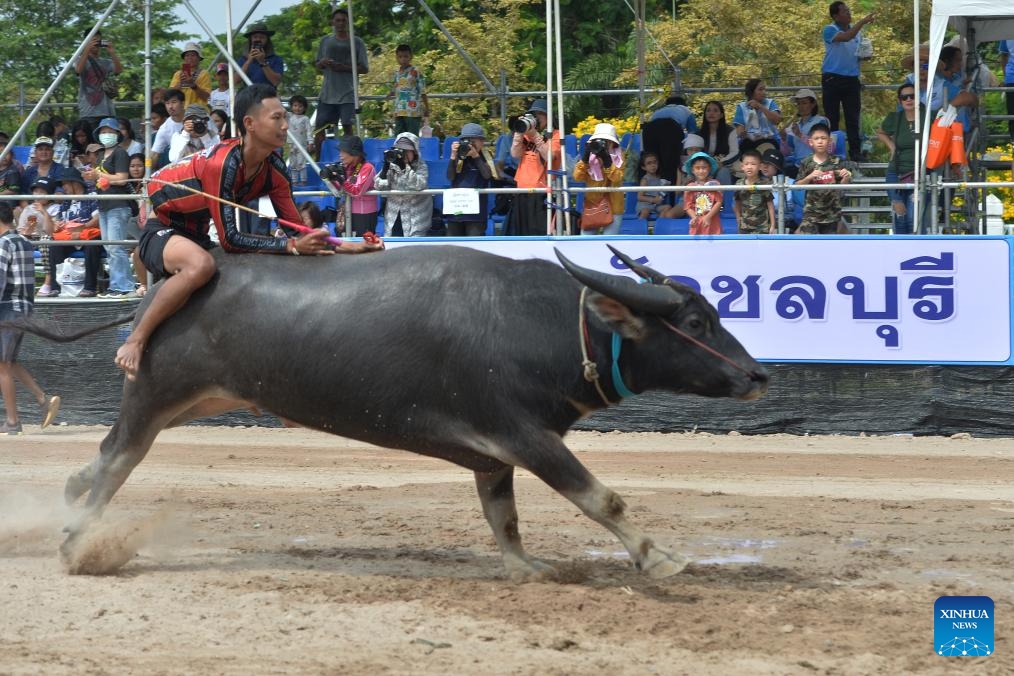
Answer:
[
  {"left": 41, "top": 395, "right": 61, "bottom": 429},
  {"left": 98, "top": 290, "right": 124, "bottom": 298},
  {"left": 77, "top": 290, "right": 97, "bottom": 298},
  {"left": 1, "top": 420, "right": 23, "bottom": 435}
]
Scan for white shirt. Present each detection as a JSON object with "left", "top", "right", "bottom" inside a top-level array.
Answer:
[
  {"left": 152, "top": 118, "right": 185, "bottom": 154},
  {"left": 169, "top": 131, "right": 220, "bottom": 163},
  {"left": 209, "top": 88, "right": 231, "bottom": 115}
]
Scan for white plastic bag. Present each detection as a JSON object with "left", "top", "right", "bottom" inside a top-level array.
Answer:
[
  {"left": 856, "top": 35, "right": 873, "bottom": 60},
  {"left": 58, "top": 257, "right": 86, "bottom": 297}
]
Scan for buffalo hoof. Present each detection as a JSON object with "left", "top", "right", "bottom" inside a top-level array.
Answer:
[
  {"left": 640, "top": 547, "right": 690, "bottom": 579},
  {"left": 504, "top": 556, "right": 556, "bottom": 583}
]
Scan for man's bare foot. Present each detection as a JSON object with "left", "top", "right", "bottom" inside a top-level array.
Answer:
[{"left": 115, "top": 340, "right": 145, "bottom": 381}]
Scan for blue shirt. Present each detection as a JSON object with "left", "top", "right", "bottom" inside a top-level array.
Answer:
[
  {"left": 246, "top": 54, "right": 285, "bottom": 86},
  {"left": 650, "top": 105, "right": 699, "bottom": 134},
  {"left": 733, "top": 99, "right": 781, "bottom": 140},
  {"left": 1000, "top": 40, "right": 1014, "bottom": 84},
  {"left": 822, "top": 23, "right": 861, "bottom": 77}
]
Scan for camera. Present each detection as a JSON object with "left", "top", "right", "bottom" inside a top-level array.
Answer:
[
  {"left": 383, "top": 147, "right": 405, "bottom": 165},
  {"left": 191, "top": 119, "right": 208, "bottom": 136},
  {"left": 98, "top": 40, "right": 110, "bottom": 48},
  {"left": 588, "top": 138, "right": 607, "bottom": 155},
  {"left": 319, "top": 162, "right": 346, "bottom": 183},
  {"left": 508, "top": 113, "right": 537, "bottom": 134},
  {"left": 456, "top": 139, "right": 472, "bottom": 158}
]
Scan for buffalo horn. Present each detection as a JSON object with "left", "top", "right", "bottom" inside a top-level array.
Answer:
[
  {"left": 555, "top": 248, "right": 683, "bottom": 315},
  {"left": 607, "top": 245, "right": 672, "bottom": 286}
]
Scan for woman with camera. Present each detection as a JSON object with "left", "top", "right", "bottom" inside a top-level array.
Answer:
[
  {"left": 323, "top": 135, "right": 378, "bottom": 237},
  {"left": 374, "top": 132, "right": 431, "bottom": 237},
  {"left": 445, "top": 123, "right": 497, "bottom": 237},
  {"left": 505, "top": 100, "right": 560, "bottom": 236},
  {"left": 573, "top": 123, "right": 625, "bottom": 236}
]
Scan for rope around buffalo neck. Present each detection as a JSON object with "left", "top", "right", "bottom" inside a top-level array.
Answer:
[{"left": 578, "top": 287, "right": 613, "bottom": 406}]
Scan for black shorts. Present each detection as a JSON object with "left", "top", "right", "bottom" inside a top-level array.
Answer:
[{"left": 137, "top": 219, "right": 214, "bottom": 282}]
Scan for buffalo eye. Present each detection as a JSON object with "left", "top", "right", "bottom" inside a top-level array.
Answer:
[{"left": 685, "top": 316, "right": 704, "bottom": 332}]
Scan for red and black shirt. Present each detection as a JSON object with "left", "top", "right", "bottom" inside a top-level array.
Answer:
[{"left": 147, "top": 138, "right": 300, "bottom": 253}]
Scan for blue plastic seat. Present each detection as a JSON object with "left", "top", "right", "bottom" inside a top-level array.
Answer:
[
  {"left": 319, "top": 139, "right": 340, "bottom": 164},
  {"left": 363, "top": 137, "right": 390, "bottom": 170},
  {"left": 619, "top": 218, "right": 649, "bottom": 235},
  {"left": 442, "top": 136, "right": 459, "bottom": 159},
  {"left": 564, "top": 134, "right": 578, "bottom": 159},
  {"left": 427, "top": 160, "right": 451, "bottom": 189},
  {"left": 653, "top": 217, "right": 690, "bottom": 235},
  {"left": 12, "top": 145, "right": 31, "bottom": 165},
  {"left": 417, "top": 136, "right": 439, "bottom": 162},
  {"left": 830, "top": 130, "right": 847, "bottom": 160}
]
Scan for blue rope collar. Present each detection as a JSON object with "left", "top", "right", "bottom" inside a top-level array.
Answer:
[{"left": 610, "top": 332, "right": 636, "bottom": 399}]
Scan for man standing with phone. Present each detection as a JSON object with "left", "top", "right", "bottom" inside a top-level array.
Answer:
[
  {"left": 74, "top": 30, "right": 122, "bottom": 129},
  {"left": 240, "top": 22, "right": 284, "bottom": 88}
]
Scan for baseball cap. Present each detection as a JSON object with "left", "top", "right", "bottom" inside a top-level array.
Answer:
[
  {"left": 184, "top": 104, "right": 210, "bottom": 120},
  {"left": 760, "top": 148, "right": 784, "bottom": 170},
  {"left": 216, "top": 62, "right": 229, "bottom": 74},
  {"left": 85, "top": 143, "right": 103, "bottom": 153},
  {"left": 31, "top": 175, "right": 57, "bottom": 193},
  {"left": 33, "top": 136, "right": 54, "bottom": 147}
]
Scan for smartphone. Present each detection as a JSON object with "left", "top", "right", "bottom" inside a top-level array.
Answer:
[{"left": 99, "top": 40, "right": 110, "bottom": 48}]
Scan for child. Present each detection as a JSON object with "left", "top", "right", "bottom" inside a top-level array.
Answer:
[
  {"left": 387, "top": 44, "right": 429, "bottom": 136},
  {"left": 635, "top": 151, "right": 670, "bottom": 220},
  {"left": 329, "top": 135, "right": 378, "bottom": 236},
  {"left": 795, "top": 123, "right": 851, "bottom": 234},
  {"left": 733, "top": 149, "right": 775, "bottom": 234},
  {"left": 683, "top": 151, "right": 723, "bottom": 235},
  {"left": 209, "top": 63, "right": 232, "bottom": 115},
  {"left": 286, "top": 95, "right": 313, "bottom": 186},
  {"left": 573, "top": 123, "right": 625, "bottom": 236},
  {"left": 446, "top": 123, "right": 498, "bottom": 237},
  {"left": 18, "top": 176, "right": 59, "bottom": 296},
  {"left": 759, "top": 148, "right": 798, "bottom": 233},
  {"left": 297, "top": 201, "right": 327, "bottom": 231}
]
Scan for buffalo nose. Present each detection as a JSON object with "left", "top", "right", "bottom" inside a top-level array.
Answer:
[{"left": 749, "top": 366, "right": 770, "bottom": 385}]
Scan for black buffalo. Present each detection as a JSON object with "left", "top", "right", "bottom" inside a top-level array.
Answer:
[{"left": 11, "top": 244, "right": 768, "bottom": 580}]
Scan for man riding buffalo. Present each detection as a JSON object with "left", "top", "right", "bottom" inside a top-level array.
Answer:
[{"left": 118, "top": 83, "right": 383, "bottom": 379}]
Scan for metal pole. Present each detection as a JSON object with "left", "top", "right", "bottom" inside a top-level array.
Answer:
[
  {"left": 415, "top": 0, "right": 496, "bottom": 93},
  {"left": 544, "top": 0, "right": 554, "bottom": 236},
  {"left": 913, "top": 0, "right": 923, "bottom": 232},
  {"left": 636, "top": 0, "right": 646, "bottom": 115},
  {"left": 553, "top": 0, "right": 571, "bottom": 236},
  {"left": 0, "top": 0, "right": 122, "bottom": 164},
  {"left": 346, "top": 0, "right": 361, "bottom": 142}
]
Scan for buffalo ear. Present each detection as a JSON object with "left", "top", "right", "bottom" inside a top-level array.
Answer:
[{"left": 586, "top": 292, "right": 646, "bottom": 340}]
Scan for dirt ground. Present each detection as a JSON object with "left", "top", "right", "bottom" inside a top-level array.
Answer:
[{"left": 1, "top": 426, "right": 1011, "bottom": 675}]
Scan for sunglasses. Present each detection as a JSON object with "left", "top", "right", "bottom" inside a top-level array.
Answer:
[
  {"left": 899, "top": 93, "right": 916, "bottom": 101},
  {"left": 920, "top": 64, "right": 929, "bottom": 71}
]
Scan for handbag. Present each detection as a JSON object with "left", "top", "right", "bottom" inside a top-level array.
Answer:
[
  {"left": 856, "top": 35, "right": 873, "bottom": 60},
  {"left": 581, "top": 198, "right": 613, "bottom": 230},
  {"left": 925, "top": 118, "right": 952, "bottom": 170}
]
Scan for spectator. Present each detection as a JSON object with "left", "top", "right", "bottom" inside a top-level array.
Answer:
[
  {"left": 151, "top": 87, "right": 167, "bottom": 106},
  {"left": 821, "top": 2, "right": 875, "bottom": 161},
  {"left": 505, "top": 99, "right": 560, "bottom": 236},
  {"left": 286, "top": 95, "right": 313, "bottom": 186},
  {"left": 74, "top": 30, "right": 121, "bottom": 127},
  {"left": 733, "top": 78, "right": 782, "bottom": 155},
  {"left": 876, "top": 83, "right": 920, "bottom": 235},
  {"left": 170, "top": 42, "right": 212, "bottom": 108},
  {"left": 209, "top": 63, "right": 232, "bottom": 115},
  {"left": 150, "top": 103, "right": 168, "bottom": 140},
  {"left": 26, "top": 121, "right": 56, "bottom": 168},
  {"left": 211, "top": 109, "right": 232, "bottom": 140},
  {"left": 387, "top": 44, "right": 429, "bottom": 136},
  {"left": 794, "top": 123, "right": 852, "bottom": 234},
  {"left": 0, "top": 135, "right": 24, "bottom": 199},
  {"left": 169, "top": 105, "right": 219, "bottom": 163},
  {"left": 17, "top": 176, "right": 59, "bottom": 295},
  {"left": 326, "top": 135, "right": 378, "bottom": 237},
  {"left": 782, "top": 89, "right": 830, "bottom": 178},
  {"left": 699, "top": 101, "right": 740, "bottom": 185},
  {"left": 937, "top": 45, "right": 980, "bottom": 133},
  {"left": 117, "top": 117, "right": 143, "bottom": 156},
  {"left": 635, "top": 151, "right": 670, "bottom": 220},
  {"left": 46, "top": 167, "right": 103, "bottom": 298},
  {"left": 50, "top": 115, "right": 72, "bottom": 167},
  {"left": 315, "top": 8, "right": 369, "bottom": 146},
  {"left": 69, "top": 119, "right": 95, "bottom": 160},
  {"left": 902, "top": 47, "right": 977, "bottom": 122},
  {"left": 1001, "top": 39, "right": 1014, "bottom": 141},
  {"left": 374, "top": 132, "right": 431, "bottom": 237},
  {"left": 733, "top": 148, "right": 775, "bottom": 234},
  {"left": 83, "top": 117, "right": 136, "bottom": 297},
  {"left": 573, "top": 123, "right": 624, "bottom": 236},
  {"left": 0, "top": 201, "right": 61, "bottom": 435},
  {"left": 76, "top": 143, "right": 102, "bottom": 183},
  {"left": 150, "top": 88, "right": 186, "bottom": 169},
  {"left": 683, "top": 152, "right": 723, "bottom": 235},
  {"left": 20, "top": 136, "right": 63, "bottom": 197},
  {"left": 126, "top": 153, "right": 147, "bottom": 236},
  {"left": 446, "top": 123, "right": 497, "bottom": 237},
  {"left": 297, "top": 200, "right": 326, "bottom": 231},
  {"left": 650, "top": 92, "right": 699, "bottom": 135},
  {"left": 759, "top": 147, "right": 798, "bottom": 232},
  {"left": 240, "top": 22, "right": 284, "bottom": 87}
]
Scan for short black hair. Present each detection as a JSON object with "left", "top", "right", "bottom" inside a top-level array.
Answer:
[
  {"left": 151, "top": 102, "right": 169, "bottom": 118},
  {"left": 809, "top": 122, "right": 831, "bottom": 137},
  {"left": 332, "top": 8, "right": 348, "bottom": 19},
  {"left": 35, "top": 120, "right": 55, "bottom": 138},
  {"left": 665, "top": 94, "right": 686, "bottom": 106},
  {"left": 744, "top": 78, "right": 764, "bottom": 100},
  {"left": 235, "top": 83, "right": 278, "bottom": 135},
  {"left": 897, "top": 83, "right": 915, "bottom": 97},
  {"left": 164, "top": 88, "right": 185, "bottom": 104},
  {"left": 396, "top": 44, "right": 412, "bottom": 54},
  {"left": 829, "top": 2, "right": 847, "bottom": 19},
  {"left": 0, "top": 201, "right": 13, "bottom": 225},
  {"left": 741, "top": 148, "right": 763, "bottom": 163},
  {"left": 289, "top": 94, "right": 309, "bottom": 110}
]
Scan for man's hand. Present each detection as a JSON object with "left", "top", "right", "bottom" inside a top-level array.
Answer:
[{"left": 292, "top": 228, "right": 333, "bottom": 255}]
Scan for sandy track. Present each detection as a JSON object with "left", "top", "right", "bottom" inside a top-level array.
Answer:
[{"left": 1, "top": 426, "right": 1011, "bottom": 675}]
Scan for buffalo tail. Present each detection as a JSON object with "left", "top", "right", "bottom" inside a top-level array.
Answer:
[{"left": 0, "top": 312, "right": 136, "bottom": 343}]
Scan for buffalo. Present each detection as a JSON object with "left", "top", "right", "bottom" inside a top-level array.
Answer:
[{"left": 9, "top": 244, "right": 768, "bottom": 580}]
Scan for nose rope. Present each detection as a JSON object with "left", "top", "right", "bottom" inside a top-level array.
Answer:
[
  {"left": 658, "top": 318, "right": 757, "bottom": 377},
  {"left": 578, "top": 287, "right": 615, "bottom": 407}
]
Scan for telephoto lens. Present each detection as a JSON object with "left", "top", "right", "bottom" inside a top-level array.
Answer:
[{"left": 456, "top": 139, "right": 472, "bottom": 157}]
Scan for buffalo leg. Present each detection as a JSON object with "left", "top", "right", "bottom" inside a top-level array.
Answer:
[
  {"left": 523, "top": 434, "right": 689, "bottom": 579},
  {"left": 474, "top": 465, "right": 554, "bottom": 581}
]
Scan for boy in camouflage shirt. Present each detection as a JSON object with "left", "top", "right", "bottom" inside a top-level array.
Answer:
[
  {"left": 734, "top": 149, "right": 775, "bottom": 234},
  {"left": 795, "top": 123, "right": 852, "bottom": 234}
]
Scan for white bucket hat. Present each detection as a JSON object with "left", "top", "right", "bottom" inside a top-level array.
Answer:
[
  {"left": 180, "top": 42, "right": 203, "bottom": 59},
  {"left": 589, "top": 123, "right": 620, "bottom": 145}
]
